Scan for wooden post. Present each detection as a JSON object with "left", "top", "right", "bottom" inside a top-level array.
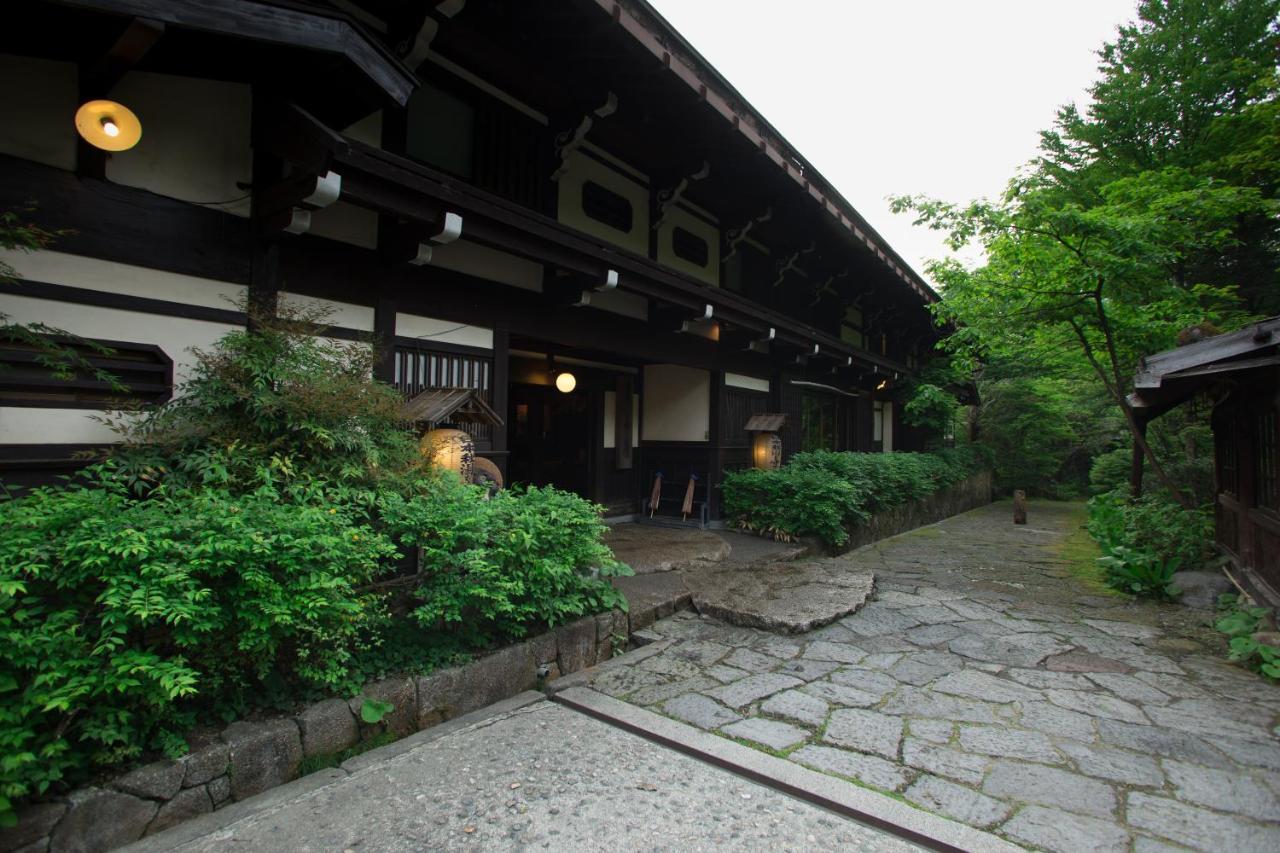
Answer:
[
  {"left": 1129, "top": 417, "right": 1147, "bottom": 500},
  {"left": 1013, "top": 490, "right": 1027, "bottom": 524}
]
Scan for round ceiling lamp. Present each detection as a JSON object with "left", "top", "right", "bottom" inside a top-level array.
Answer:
[
  {"left": 75, "top": 100, "right": 142, "bottom": 152},
  {"left": 555, "top": 371, "right": 577, "bottom": 393}
]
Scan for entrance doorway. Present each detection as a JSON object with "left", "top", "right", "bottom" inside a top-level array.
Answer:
[{"left": 508, "top": 383, "right": 593, "bottom": 496}]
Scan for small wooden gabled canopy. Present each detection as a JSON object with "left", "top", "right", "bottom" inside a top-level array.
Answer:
[
  {"left": 744, "top": 413, "right": 786, "bottom": 432},
  {"left": 1129, "top": 317, "right": 1280, "bottom": 418},
  {"left": 401, "top": 388, "right": 504, "bottom": 428}
]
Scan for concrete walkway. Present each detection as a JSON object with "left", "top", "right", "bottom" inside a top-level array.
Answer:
[
  {"left": 126, "top": 694, "right": 917, "bottom": 852},
  {"left": 580, "top": 502, "right": 1280, "bottom": 852}
]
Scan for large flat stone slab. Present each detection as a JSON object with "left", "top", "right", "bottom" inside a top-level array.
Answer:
[
  {"left": 603, "top": 524, "right": 730, "bottom": 574},
  {"left": 683, "top": 558, "right": 875, "bottom": 634}
]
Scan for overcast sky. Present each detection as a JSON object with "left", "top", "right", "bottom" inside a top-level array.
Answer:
[{"left": 646, "top": 0, "right": 1139, "bottom": 285}]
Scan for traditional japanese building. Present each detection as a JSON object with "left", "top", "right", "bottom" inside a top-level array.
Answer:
[
  {"left": 0, "top": 0, "right": 942, "bottom": 519},
  {"left": 1130, "top": 318, "right": 1280, "bottom": 605}
]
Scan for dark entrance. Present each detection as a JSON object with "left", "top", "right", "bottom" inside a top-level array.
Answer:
[{"left": 508, "top": 383, "right": 593, "bottom": 497}]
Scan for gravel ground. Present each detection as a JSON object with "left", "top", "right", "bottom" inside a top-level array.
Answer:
[{"left": 155, "top": 700, "right": 918, "bottom": 852}]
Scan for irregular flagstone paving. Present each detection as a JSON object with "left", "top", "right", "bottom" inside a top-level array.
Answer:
[{"left": 583, "top": 502, "right": 1280, "bottom": 853}]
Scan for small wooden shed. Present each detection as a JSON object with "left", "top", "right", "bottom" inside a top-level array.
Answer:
[{"left": 1130, "top": 318, "right": 1280, "bottom": 603}]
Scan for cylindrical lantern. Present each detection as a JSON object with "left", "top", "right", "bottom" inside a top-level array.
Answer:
[
  {"left": 752, "top": 431, "right": 783, "bottom": 469},
  {"left": 421, "top": 427, "right": 475, "bottom": 482}
]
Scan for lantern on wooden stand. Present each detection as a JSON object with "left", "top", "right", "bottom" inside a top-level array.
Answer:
[
  {"left": 745, "top": 413, "right": 786, "bottom": 470},
  {"left": 420, "top": 426, "right": 475, "bottom": 483}
]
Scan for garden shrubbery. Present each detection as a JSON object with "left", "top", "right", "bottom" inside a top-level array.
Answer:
[
  {"left": 1085, "top": 491, "right": 1215, "bottom": 598},
  {"left": 722, "top": 445, "right": 990, "bottom": 547},
  {"left": 0, "top": 313, "right": 628, "bottom": 823}
]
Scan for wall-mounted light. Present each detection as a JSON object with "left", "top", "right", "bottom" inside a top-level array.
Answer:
[
  {"left": 555, "top": 371, "right": 577, "bottom": 393},
  {"left": 752, "top": 431, "right": 783, "bottom": 469},
  {"left": 75, "top": 100, "right": 142, "bottom": 152},
  {"left": 876, "top": 379, "right": 889, "bottom": 391}
]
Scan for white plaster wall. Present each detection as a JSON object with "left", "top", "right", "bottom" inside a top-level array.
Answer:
[
  {"left": 427, "top": 239, "right": 543, "bottom": 292},
  {"left": 279, "top": 292, "right": 375, "bottom": 332},
  {"left": 106, "top": 72, "right": 253, "bottom": 218},
  {"left": 307, "top": 202, "right": 379, "bottom": 250},
  {"left": 589, "top": 287, "right": 647, "bottom": 321},
  {"left": 395, "top": 313, "right": 492, "bottom": 350},
  {"left": 0, "top": 54, "right": 77, "bottom": 170},
  {"left": 0, "top": 295, "right": 240, "bottom": 386},
  {"left": 725, "top": 372, "right": 770, "bottom": 393},
  {"left": 0, "top": 249, "right": 246, "bottom": 310},
  {"left": 657, "top": 205, "right": 720, "bottom": 286},
  {"left": 0, "top": 408, "right": 122, "bottom": 445},
  {"left": 602, "top": 391, "right": 640, "bottom": 449},
  {"left": 343, "top": 111, "right": 383, "bottom": 147},
  {"left": 642, "top": 364, "right": 710, "bottom": 443},
  {"left": 556, "top": 150, "right": 649, "bottom": 256}
]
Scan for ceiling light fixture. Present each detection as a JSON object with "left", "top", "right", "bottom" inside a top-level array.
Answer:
[{"left": 75, "top": 100, "right": 142, "bottom": 151}]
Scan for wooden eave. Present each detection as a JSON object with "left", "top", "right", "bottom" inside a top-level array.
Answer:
[
  {"left": 1128, "top": 317, "right": 1280, "bottom": 415},
  {"left": 401, "top": 387, "right": 504, "bottom": 428},
  {"left": 52, "top": 0, "right": 418, "bottom": 106},
  {"left": 588, "top": 0, "right": 939, "bottom": 308},
  {"left": 260, "top": 104, "right": 912, "bottom": 379}
]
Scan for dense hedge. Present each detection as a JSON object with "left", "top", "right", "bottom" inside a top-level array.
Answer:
[
  {"left": 0, "top": 316, "right": 629, "bottom": 825},
  {"left": 1086, "top": 490, "right": 1214, "bottom": 598},
  {"left": 722, "top": 446, "right": 991, "bottom": 547}
]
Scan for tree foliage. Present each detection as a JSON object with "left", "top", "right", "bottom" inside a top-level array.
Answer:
[{"left": 893, "top": 0, "right": 1278, "bottom": 505}]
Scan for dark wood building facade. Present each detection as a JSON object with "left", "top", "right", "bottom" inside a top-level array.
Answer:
[
  {"left": 0, "top": 0, "right": 942, "bottom": 519},
  {"left": 1131, "top": 318, "right": 1280, "bottom": 603}
]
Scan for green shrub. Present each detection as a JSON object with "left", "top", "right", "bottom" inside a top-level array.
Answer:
[
  {"left": 1085, "top": 491, "right": 1214, "bottom": 598},
  {"left": 0, "top": 472, "right": 397, "bottom": 815},
  {"left": 1215, "top": 596, "right": 1280, "bottom": 682},
  {"left": 0, "top": 315, "right": 630, "bottom": 824},
  {"left": 722, "top": 446, "right": 989, "bottom": 548},
  {"left": 382, "top": 479, "right": 631, "bottom": 643}
]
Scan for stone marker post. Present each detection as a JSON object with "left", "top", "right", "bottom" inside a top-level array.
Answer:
[{"left": 1013, "top": 490, "right": 1027, "bottom": 524}]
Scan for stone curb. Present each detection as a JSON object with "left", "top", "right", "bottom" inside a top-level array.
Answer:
[
  {"left": 543, "top": 638, "right": 676, "bottom": 695},
  {"left": 552, "top": 686, "right": 1022, "bottom": 853},
  {"left": 118, "top": 691, "right": 548, "bottom": 853}
]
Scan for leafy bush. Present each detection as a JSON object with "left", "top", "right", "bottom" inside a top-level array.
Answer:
[
  {"left": 722, "top": 446, "right": 989, "bottom": 547},
  {"left": 0, "top": 315, "right": 630, "bottom": 823},
  {"left": 382, "top": 480, "right": 630, "bottom": 643},
  {"left": 1086, "top": 491, "right": 1214, "bottom": 598},
  {"left": 1215, "top": 596, "right": 1280, "bottom": 682},
  {"left": 0, "top": 472, "right": 397, "bottom": 814}
]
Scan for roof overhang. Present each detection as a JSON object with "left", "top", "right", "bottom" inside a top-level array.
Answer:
[
  {"left": 49, "top": 0, "right": 418, "bottom": 107},
  {"left": 258, "top": 103, "right": 911, "bottom": 380},
  {"left": 1128, "top": 317, "right": 1280, "bottom": 418}
]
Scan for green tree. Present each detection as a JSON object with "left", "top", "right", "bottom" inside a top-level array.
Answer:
[{"left": 894, "top": 0, "right": 1278, "bottom": 505}]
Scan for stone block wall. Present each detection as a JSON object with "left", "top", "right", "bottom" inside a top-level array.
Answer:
[
  {"left": 808, "top": 470, "right": 995, "bottom": 556},
  {"left": 1, "top": 601, "right": 682, "bottom": 853}
]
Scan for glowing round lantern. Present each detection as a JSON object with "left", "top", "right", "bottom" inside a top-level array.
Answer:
[
  {"left": 421, "top": 427, "right": 475, "bottom": 482},
  {"left": 554, "top": 371, "right": 577, "bottom": 393},
  {"left": 752, "top": 431, "right": 783, "bottom": 470},
  {"left": 75, "top": 100, "right": 142, "bottom": 151}
]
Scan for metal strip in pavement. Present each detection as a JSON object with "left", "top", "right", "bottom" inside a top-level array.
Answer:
[{"left": 552, "top": 685, "right": 1021, "bottom": 853}]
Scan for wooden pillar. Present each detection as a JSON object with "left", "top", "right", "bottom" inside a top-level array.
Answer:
[
  {"left": 708, "top": 369, "right": 724, "bottom": 520},
  {"left": 1130, "top": 416, "right": 1148, "bottom": 500},
  {"left": 491, "top": 321, "right": 510, "bottom": 480},
  {"left": 247, "top": 91, "right": 284, "bottom": 330},
  {"left": 372, "top": 286, "right": 397, "bottom": 384}
]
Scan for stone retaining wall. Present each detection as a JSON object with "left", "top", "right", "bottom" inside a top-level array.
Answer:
[
  {"left": 807, "top": 470, "right": 995, "bottom": 556},
  {"left": 2, "top": 592, "right": 692, "bottom": 853}
]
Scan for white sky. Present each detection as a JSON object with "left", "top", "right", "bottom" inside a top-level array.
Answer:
[{"left": 646, "top": 0, "right": 1138, "bottom": 285}]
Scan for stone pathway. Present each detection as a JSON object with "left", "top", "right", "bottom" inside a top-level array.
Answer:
[
  {"left": 581, "top": 502, "right": 1280, "bottom": 852},
  {"left": 129, "top": 697, "right": 915, "bottom": 852}
]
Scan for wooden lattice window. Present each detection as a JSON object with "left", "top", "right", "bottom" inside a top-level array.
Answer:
[
  {"left": 0, "top": 336, "right": 172, "bottom": 409},
  {"left": 392, "top": 344, "right": 494, "bottom": 446},
  {"left": 1217, "top": 411, "right": 1239, "bottom": 496},
  {"left": 1256, "top": 410, "right": 1277, "bottom": 511}
]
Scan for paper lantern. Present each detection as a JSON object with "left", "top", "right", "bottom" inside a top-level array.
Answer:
[
  {"left": 555, "top": 371, "right": 577, "bottom": 393},
  {"left": 752, "top": 431, "right": 783, "bottom": 470},
  {"left": 421, "top": 427, "right": 475, "bottom": 482},
  {"left": 75, "top": 100, "right": 142, "bottom": 151}
]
